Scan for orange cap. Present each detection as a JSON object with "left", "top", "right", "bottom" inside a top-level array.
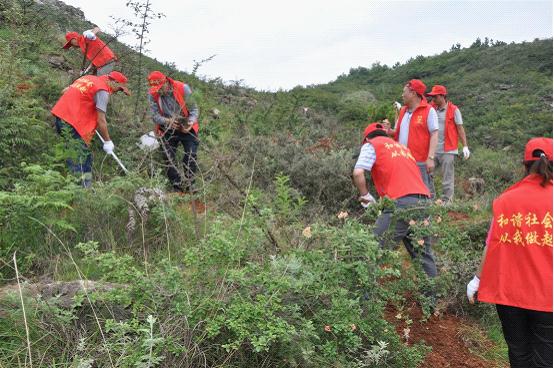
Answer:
[
  {"left": 147, "top": 71, "right": 167, "bottom": 91},
  {"left": 63, "top": 32, "right": 79, "bottom": 49},
  {"left": 362, "top": 122, "right": 386, "bottom": 143},
  {"left": 524, "top": 137, "right": 553, "bottom": 161},
  {"left": 406, "top": 79, "right": 426, "bottom": 95},
  {"left": 108, "top": 71, "right": 128, "bottom": 84},
  {"left": 426, "top": 85, "right": 447, "bottom": 96}
]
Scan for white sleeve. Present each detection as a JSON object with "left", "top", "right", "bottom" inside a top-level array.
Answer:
[
  {"left": 83, "top": 30, "right": 97, "bottom": 41},
  {"left": 354, "top": 143, "right": 377, "bottom": 171},
  {"left": 454, "top": 108, "right": 463, "bottom": 125},
  {"left": 427, "top": 108, "right": 439, "bottom": 132}
]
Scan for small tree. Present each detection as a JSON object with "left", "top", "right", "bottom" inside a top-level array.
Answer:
[
  {"left": 114, "top": 0, "right": 165, "bottom": 116},
  {"left": 191, "top": 54, "right": 216, "bottom": 76}
]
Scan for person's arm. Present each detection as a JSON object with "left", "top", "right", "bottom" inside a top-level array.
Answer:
[
  {"left": 457, "top": 125, "right": 468, "bottom": 146},
  {"left": 94, "top": 91, "right": 110, "bottom": 141},
  {"left": 147, "top": 94, "right": 171, "bottom": 126},
  {"left": 96, "top": 111, "right": 110, "bottom": 141},
  {"left": 428, "top": 131, "right": 438, "bottom": 157},
  {"left": 352, "top": 143, "right": 377, "bottom": 205},
  {"left": 184, "top": 84, "right": 199, "bottom": 123},
  {"left": 352, "top": 168, "right": 368, "bottom": 196},
  {"left": 426, "top": 108, "right": 439, "bottom": 172},
  {"left": 455, "top": 108, "right": 470, "bottom": 159}
]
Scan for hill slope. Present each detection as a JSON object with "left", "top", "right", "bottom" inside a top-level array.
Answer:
[{"left": 0, "top": 0, "right": 551, "bottom": 367}]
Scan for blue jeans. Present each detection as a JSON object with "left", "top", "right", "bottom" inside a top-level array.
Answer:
[{"left": 55, "top": 117, "right": 93, "bottom": 188}]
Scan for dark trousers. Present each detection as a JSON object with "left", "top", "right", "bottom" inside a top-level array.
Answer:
[
  {"left": 496, "top": 304, "right": 553, "bottom": 368},
  {"left": 160, "top": 130, "right": 199, "bottom": 192},
  {"left": 54, "top": 117, "right": 93, "bottom": 187},
  {"left": 374, "top": 194, "right": 438, "bottom": 278}
]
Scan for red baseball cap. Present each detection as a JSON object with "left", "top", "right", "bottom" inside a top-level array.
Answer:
[
  {"left": 108, "top": 71, "right": 128, "bottom": 84},
  {"left": 524, "top": 137, "right": 553, "bottom": 161},
  {"left": 362, "top": 122, "right": 386, "bottom": 142},
  {"left": 426, "top": 85, "right": 448, "bottom": 96},
  {"left": 406, "top": 79, "right": 426, "bottom": 96},
  {"left": 63, "top": 32, "right": 79, "bottom": 49},
  {"left": 147, "top": 71, "right": 167, "bottom": 91}
]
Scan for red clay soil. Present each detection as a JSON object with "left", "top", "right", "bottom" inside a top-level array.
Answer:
[
  {"left": 191, "top": 199, "right": 207, "bottom": 214},
  {"left": 447, "top": 211, "right": 471, "bottom": 223},
  {"left": 385, "top": 302, "right": 502, "bottom": 368}
]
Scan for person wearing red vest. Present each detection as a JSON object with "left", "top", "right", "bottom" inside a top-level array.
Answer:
[
  {"left": 467, "top": 138, "right": 553, "bottom": 368},
  {"left": 147, "top": 71, "right": 200, "bottom": 193},
  {"left": 426, "top": 85, "right": 470, "bottom": 202},
  {"left": 384, "top": 79, "right": 439, "bottom": 196},
  {"left": 51, "top": 71, "right": 129, "bottom": 187},
  {"left": 353, "top": 122, "right": 438, "bottom": 279},
  {"left": 63, "top": 27, "right": 117, "bottom": 76}
]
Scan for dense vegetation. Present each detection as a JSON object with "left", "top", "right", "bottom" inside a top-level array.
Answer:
[{"left": 0, "top": 0, "right": 551, "bottom": 366}]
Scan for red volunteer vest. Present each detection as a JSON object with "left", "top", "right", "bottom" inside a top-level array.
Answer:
[
  {"left": 51, "top": 75, "right": 111, "bottom": 144},
  {"left": 394, "top": 99, "right": 433, "bottom": 162},
  {"left": 367, "top": 136, "right": 431, "bottom": 200},
  {"left": 78, "top": 35, "right": 116, "bottom": 68},
  {"left": 149, "top": 79, "right": 199, "bottom": 136},
  {"left": 432, "top": 101, "right": 459, "bottom": 152},
  {"left": 478, "top": 174, "right": 553, "bottom": 312}
]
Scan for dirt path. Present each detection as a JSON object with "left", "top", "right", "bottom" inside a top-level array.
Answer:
[{"left": 385, "top": 302, "right": 508, "bottom": 368}]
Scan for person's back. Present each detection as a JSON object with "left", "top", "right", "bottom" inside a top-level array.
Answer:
[
  {"left": 478, "top": 173, "right": 553, "bottom": 312},
  {"left": 353, "top": 123, "right": 438, "bottom": 280},
  {"left": 467, "top": 137, "right": 553, "bottom": 368},
  {"left": 368, "top": 135, "right": 430, "bottom": 200},
  {"left": 63, "top": 29, "right": 117, "bottom": 75},
  {"left": 51, "top": 75, "right": 109, "bottom": 143}
]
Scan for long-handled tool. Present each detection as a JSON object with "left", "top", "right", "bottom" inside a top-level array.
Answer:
[{"left": 95, "top": 131, "right": 129, "bottom": 174}]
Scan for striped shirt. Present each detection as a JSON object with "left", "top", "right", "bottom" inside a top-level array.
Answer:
[{"left": 354, "top": 143, "right": 377, "bottom": 171}]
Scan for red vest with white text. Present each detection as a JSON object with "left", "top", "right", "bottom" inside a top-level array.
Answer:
[
  {"left": 77, "top": 35, "right": 116, "bottom": 68},
  {"left": 478, "top": 175, "right": 553, "bottom": 312},
  {"left": 368, "top": 136, "right": 431, "bottom": 200},
  {"left": 51, "top": 75, "right": 111, "bottom": 144},
  {"left": 394, "top": 99, "right": 433, "bottom": 162},
  {"left": 149, "top": 79, "right": 199, "bottom": 136}
]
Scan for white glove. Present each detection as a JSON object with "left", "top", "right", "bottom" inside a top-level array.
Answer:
[
  {"left": 466, "top": 275, "right": 480, "bottom": 304},
  {"left": 393, "top": 101, "right": 402, "bottom": 111},
  {"left": 462, "top": 146, "right": 471, "bottom": 160},
  {"left": 359, "top": 192, "right": 376, "bottom": 208},
  {"left": 103, "top": 140, "right": 115, "bottom": 155}
]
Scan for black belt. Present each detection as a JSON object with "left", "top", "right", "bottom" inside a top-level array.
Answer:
[{"left": 403, "top": 193, "right": 429, "bottom": 199}]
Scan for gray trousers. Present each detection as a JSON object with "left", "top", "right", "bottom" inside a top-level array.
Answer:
[
  {"left": 434, "top": 153, "right": 456, "bottom": 202},
  {"left": 374, "top": 194, "right": 438, "bottom": 278},
  {"left": 95, "top": 60, "right": 115, "bottom": 76},
  {"left": 416, "top": 162, "right": 435, "bottom": 199}
]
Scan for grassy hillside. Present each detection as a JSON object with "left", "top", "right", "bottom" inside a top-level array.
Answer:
[{"left": 0, "top": 0, "right": 551, "bottom": 366}]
